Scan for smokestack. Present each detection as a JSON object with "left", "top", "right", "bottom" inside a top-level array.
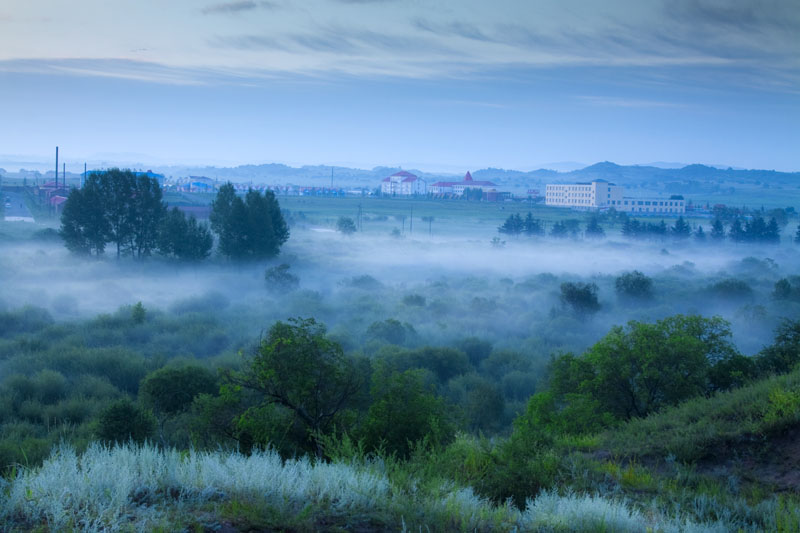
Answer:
[{"left": 55, "top": 146, "right": 59, "bottom": 187}]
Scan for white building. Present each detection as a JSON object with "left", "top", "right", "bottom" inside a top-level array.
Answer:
[
  {"left": 381, "top": 171, "right": 427, "bottom": 196},
  {"left": 545, "top": 179, "right": 685, "bottom": 215},
  {"left": 430, "top": 171, "right": 497, "bottom": 196}
]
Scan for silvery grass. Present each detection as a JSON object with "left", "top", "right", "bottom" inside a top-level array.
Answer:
[{"left": 1, "top": 443, "right": 741, "bottom": 532}]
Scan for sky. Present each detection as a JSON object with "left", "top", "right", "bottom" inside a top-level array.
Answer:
[{"left": 0, "top": 0, "right": 798, "bottom": 172}]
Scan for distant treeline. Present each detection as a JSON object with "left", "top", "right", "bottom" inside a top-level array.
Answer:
[{"left": 499, "top": 210, "right": 793, "bottom": 244}]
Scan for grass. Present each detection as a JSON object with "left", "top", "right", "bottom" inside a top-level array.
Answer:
[
  {"left": 598, "top": 366, "right": 800, "bottom": 461},
  {"left": 1, "top": 442, "right": 741, "bottom": 532}
]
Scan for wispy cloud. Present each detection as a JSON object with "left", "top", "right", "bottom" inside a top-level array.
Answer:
[
  {"left": 577, "top": 96, "right": 689, "bottom": 109},
  {"left": 202, "top": 1, "right": 278, "bottom": 15}
]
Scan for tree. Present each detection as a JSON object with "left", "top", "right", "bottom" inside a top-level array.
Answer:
[
  {"left": 710, "top": 218, "right": 725, "bottom": 241},
  {"left": 95, "top": 399, "right": 156, "bottom": 444},
  {"left": 757, "top": 319, "right": 800, "bottom": 375},
  {"left": 671, "top": 216, "right": 691, "bottom": 239},
  {"left": 764, "top": 217, "right": 781, "bottom": 244},
  {"left": 615, "top": 270, "right": 653, "bottom": 301},
  {"left": 158, "top": 207, "right": 213, "bottom": 261},
  {"left": 549, "top": 221, "right": 569, "bottom": 238},
  {"left": 560, "top": 282, "right": 600, "bottom": 316},
  {"left": 585, "top": 216, "right": 605, "bottom": 239},
  {"left": 264, "top": 263, "right": 299, "bottom": 293},
  {"left": 59, "top": 169, "right": 167, "bottom": 258},
  {"left": 795, "top": 223, "right": 800, "bottom": 244},
  {"left": 230, "top": 318, "right": 362, "bottom": 457},
  {"left": 361, "top": 366, "right": 454, "bottom": 458},
  {"left": 139, "top": 366, "right": 218, "bottom": 417},
  {"left": 523, "top": 212, "right": 544, "bottom": 236},
  {"left": 210, "top": 183, "right": 289, "bottom": 260},
  {"left": 336, "top": 216, "right": 357, "bottom": 235},
  {"left": 547, "top": 315, "right": 739, "bottom": 424},
  {"left": 498, "top": 213, "right": 523, "bottom": 236},
  {"left": 694, "top": 225, "right": 706, "bottom": 241},
  {"left": 729, "top": 218, "right": 746, "bottom": 242},
  {"left": 129, "top": 173, "right": 165, "bottom": 258},
  {"left": 59, "top": 182, "right": 108, "bottom": 256}
]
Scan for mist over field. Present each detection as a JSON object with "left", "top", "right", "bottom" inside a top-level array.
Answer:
[{"left": 2, "top": 227, "right": 797, "bottom": 357}]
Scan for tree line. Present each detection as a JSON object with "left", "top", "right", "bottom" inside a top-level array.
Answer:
[
  {"left": 60, "top": 170, "right": 288, "bottom": 260},
  {"left": 499, "top": 210, "right": 789, "bottom": 245}
]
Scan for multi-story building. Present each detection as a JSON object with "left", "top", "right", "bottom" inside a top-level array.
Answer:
[
  {"left": 430, "top": 171, "right": 497, "bottom": 196},
  {"left": 381, "top": 171, "right": 427, "bottom": 196},
  {"left": 545, "top": 179, "right": 685, "bottom": 215}
]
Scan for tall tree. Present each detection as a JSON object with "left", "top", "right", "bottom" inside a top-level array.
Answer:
[
  {"left": 158, "top": 207, "right": 213, "bottom": 261},
  {"left": 671, "top": 216, "right": 691, "bottom": 239},
  {"left": 129, "top": 173, "right": 166, "bottom": 258},
  {"left": 59, "top": 179, "right": 108, "bottom": 256},
  {"left": 729, "top": 218, "right": 746, "bottom": 242},
  {"left": 694, "top": 225, "right": 706, "bottom": 241},
  {"left": 585, "top": 216, "right": 605, "bottom": 239},
  {"left": 210, "top": 183, "right": 289, "bottom": 260},
  {"left": 230, "top": 317, "right": 362, "bottom": 457},
  {"left": 710, "top": 218, "right": 725, "bottom": 241}
]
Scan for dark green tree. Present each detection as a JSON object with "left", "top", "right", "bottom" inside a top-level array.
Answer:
[
  {"left": 264, "top": 263, "right": 300, "bottom": 293},
  {"left": 710, "top": 218, "right": 725, "bottom": 241},
  {"left": 140, "top": 366, "right": 218, "bottom": 416},
  {"left": 95, "top": 399, "right": 156, "bottom": 444},
  {"left": 498, "top": 213, "right": 523, "bottom": 236},
  {"left": 361, "top": 366, "right": 454, "bottom": 458},
  {"left": 585, "top": 216, "right": 605, "bottom": 239},
  {"left": 615, "top": 270, "right": 653, "bottom": 301},
  {"left": 230, "top": 318, "right": 362, "bottom": 457},
  {"left": 549, "top": 221, "right": 569, "bottom": 238},
  {"left": 523, "top": 212, "right": 544, "bottom": 236},
  {"left": 546, "top": 315, "right": 739, "bottom": 424},
  {"left": 671, "top": 216, "right": 691, "bottom": 239},
  {"left": 694, "top": 225, "right": 706, "bottom": 241},
  {"left": 336, "top": 216, "right": 357, "bottom": 234},
  {"left": 560, "top": 282, "right": 600, "bottom": 316},
  {"left": 129, "top": 174, "right": 166, "bottom": 258},
  {"left": 210, "top": 183, "right": 289, "bottom": 260},
  {"left": 764, "top": 217, "right": 781, "bottom": 244},
  {"left": 59, "top": 181, "right": 109, "bottom": 256},
  {"left": 729, "top": 218, "right": 746, "bottom": 242},
  {"left": 158, "top": 208, "right": 213, "bottom": 261}
]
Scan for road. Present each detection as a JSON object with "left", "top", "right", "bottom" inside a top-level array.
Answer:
[{"left": 3, "top": 191, "right": 35, "bottom": 222}]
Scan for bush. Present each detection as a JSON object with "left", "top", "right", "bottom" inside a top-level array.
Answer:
[
  {"left": 559, "top": 282, "right": 600, "bottom": 317},
  {"left": 94, "top": 399, "right": 155, "bottom": 444},
  {"left": 265, "top": 264, "right": 300, "bottom": 293},
  {"left": 614, "top": 270, "right": 653, "bottom": 301},
  {"left": 139, "top": 366, "right": 218, "bottom": 416}
]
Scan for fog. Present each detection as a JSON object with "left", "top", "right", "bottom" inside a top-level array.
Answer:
[{"left": 2, "top": 227, "right": 798, "bottom": 357}]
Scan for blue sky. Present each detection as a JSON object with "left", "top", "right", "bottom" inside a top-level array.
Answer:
[{"left": 0, "top": 0, "right": 798, "bottom": 172}]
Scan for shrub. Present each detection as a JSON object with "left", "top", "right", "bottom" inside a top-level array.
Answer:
[{"left": 94, "top": 399, "right": 155, "bottom": 444}]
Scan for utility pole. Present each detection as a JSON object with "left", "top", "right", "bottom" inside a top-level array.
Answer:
[{"left": 55, "top": 146, "right": 59, "bottom": 187}]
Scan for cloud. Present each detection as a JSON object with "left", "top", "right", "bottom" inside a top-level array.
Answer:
[
  {"left": 577, "top": 96, "right": 689, "bottom": 109},
  {"left": 202, "top": 1, "right": 278, "bottom": 15}
]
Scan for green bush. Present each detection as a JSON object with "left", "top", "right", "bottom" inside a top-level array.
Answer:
[{"left": 94, "top": 399, "right": 155, "bottom": 444}]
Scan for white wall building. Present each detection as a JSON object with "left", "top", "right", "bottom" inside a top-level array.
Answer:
[
  {"left": 545, "top": 180, "right": 685, "bottom": 215},
  {"left": 381, "top": 171, "right": 427, "bottom": 195}
]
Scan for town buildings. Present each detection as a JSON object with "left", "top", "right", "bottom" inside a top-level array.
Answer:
[
  {"left": 381, "top": 171, "right": 427, "bottom": 196},
  {"left": 545, "top": 180, "right": 685, "bottom": 215},
  {"left": 429, "top": 172, "right": 497, "bottom": 196}
]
